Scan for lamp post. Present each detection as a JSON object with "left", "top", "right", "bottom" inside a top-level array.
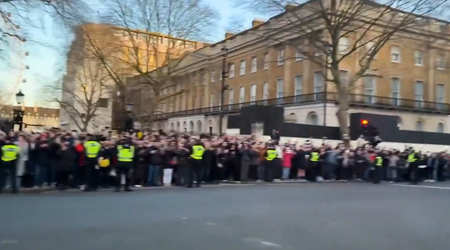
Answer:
[
  {"left": 14, "top": 90, "right": 25, "bottom": 131},
  {"left": 125, "top": 102, "right": 134, "bottom": 132},
  {"left": 218, "top": 46, "right": 229, "bottom": 136}
]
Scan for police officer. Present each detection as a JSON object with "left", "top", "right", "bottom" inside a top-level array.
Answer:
[
  {"left": 115, "top": 136, "right": 134, "bottom": 192},
  {"left": 373, "top": 154, "right": 383, "bottom": 184},
  {"left": 408, "top": 148, "right": 420, "bottom": 185},
  {"left": 0, "top": 137, "right": 20, "bottom": 194},
  {"left": 308, "top": 149, "right": 320, "bottom": 182},
  {"left": 187, "top": 139, "right": 204, "bottom": 188},
  {"left": 263, "top": 143, "right": 277, "bottom": 182},
  {"left": 83, "top": 134, "right": 102, "bottom": 192}
]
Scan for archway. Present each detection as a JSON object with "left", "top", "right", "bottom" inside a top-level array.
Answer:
[
  {"left": 189, "top": 121, "right": 194, "bottom": 132},
  {"left": 415, "top": 120, "right": 423, "bottom": 131},
  {"left": 197, "top": 120, "right": 202, "bottom": 133},
  {"left": 306, "top": 111, "right": 319, "bottom": 125},
  {"left": 437, "top": 122, "right": 445, "bottom": 133}
]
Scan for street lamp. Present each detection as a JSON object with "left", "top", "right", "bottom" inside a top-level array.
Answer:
[
  {"left": 219, "top": 46, "right": 229, "bottom": 136},
  {"left": 125, "top": 102, "right": 134, "bottom": 112},
  {"left": 125, "top": 103, "right": 134, "bottom": 131},
  {"left": 14, "top": 91, "right": 25, "bottom": 131},
  {"left": 16, "top": 90, "right": 24, "bottom": 104}
]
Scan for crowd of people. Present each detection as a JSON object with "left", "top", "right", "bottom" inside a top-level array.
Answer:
[{"left": 0, "top": 129, "right": 448, "bottom": 194}]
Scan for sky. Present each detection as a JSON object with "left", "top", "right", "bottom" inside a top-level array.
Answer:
[{"left": 0, "top": 0, "right": 263, "bottom": 108}]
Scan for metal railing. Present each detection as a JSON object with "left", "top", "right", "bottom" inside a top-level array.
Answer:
[{"left": 151, "top": 92, "right": 450, "bottom": 120}]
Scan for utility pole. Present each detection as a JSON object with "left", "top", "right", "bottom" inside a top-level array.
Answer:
[{"left": 218, "top": 46, "right": 229, "bottom": 136}]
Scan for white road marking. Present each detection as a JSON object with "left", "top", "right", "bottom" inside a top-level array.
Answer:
[
  {"left": 206, "top": 222, "right": 215, "bottom": 226},
  {"left": 391, "top": 184, "right": 450, "bottom": 190},
  {"left": 260, "top": 241, "right": 281, "bottom": 247},
  {"left": 181, "top": 217, "right": 188, "bottom": 220},
  {"left": 1, "top": 240, "right": 18, "bottom": 244}
]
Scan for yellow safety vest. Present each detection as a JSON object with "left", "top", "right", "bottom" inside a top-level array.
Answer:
[
  {"left": 117, "top": 145, "right": 135, "bottom": 162},
  {"left": 1, "top": 145, "right": 19, "bottom": 162},
  {"left": 265, "top": 149, "right": 277, "bottom": 161},
  {"left": 310, "top": 152, "right": 319, "bottom": 162},
  {"left": 376, "top": 156, "right": 383, "bottom": 166},
  {"left": 84, "top": 141, "right": 101, "bottom": 158},
  {"left": 190, "top": 145, "right": 205, "bottom": 160},
  {"left": 407, "top": 153, "right": 416, "bottom": 163}
]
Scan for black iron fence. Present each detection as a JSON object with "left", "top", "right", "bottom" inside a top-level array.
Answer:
[{"left": 151, "top": 92, "right": 450, "bottom": 120}]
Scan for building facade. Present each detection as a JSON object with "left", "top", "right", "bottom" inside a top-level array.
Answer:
[
  {"left": 60, "top": 23, "right": 203, "bottom": 132},
  {"left": 1, "top": 105, "right": 59, "bottom": 132},
  {"left": 132, "top": 1, "right": 450, "bottom": 135}
]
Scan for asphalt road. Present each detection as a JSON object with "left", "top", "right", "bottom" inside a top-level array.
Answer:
[{"left": 1, "top": 183, "right": 449, "bottom": 250}]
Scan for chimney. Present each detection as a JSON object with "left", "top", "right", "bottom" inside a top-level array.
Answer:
[
  {"left": 252, "top": 19, "right": 264, "bottom": 28},
  {"left": 225, "top": 32, "right": 235, "bottom": 39},
  {"left": 285, "top": 3, "right": 297, "bottom": 11}
]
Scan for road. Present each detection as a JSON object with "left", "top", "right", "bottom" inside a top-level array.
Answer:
[{"left": 1, "top": 183, "right": 449, "bottom": 250}]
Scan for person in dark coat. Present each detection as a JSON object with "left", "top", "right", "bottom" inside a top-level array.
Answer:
[{"left": 56, "top": 138, "right": 73, "bottom": 190}]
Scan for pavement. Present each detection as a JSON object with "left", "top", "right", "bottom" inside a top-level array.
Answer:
[{"left": 1, "top": 182, "right": 449, "bottom": 250}]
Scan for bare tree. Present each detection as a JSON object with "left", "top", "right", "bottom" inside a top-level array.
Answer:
[
  {"left": 48, "top": 60, "right": 111, "bottom": 132},
  {"left": 234, "top": 0, "right": 449, "bottom": 139},
  {"left": 1, "top": 0, "right": 90, "bottom": 60},
  {"left": 77, "top": 0, "right": 217, "bottom": 128}
]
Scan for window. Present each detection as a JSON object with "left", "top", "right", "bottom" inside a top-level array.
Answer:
[
  {"left": 313, "top": 72, "right": 324, "bottom": 100},
  {"left": 263, "top": 53, "right": 269, "bottom": 70},
  {"left": 339, "top": 37, "right": 349, "bottom": 54},
  {"left": 240, "top": 60, "right": 246, "bottom": 76},
  {"left": 436, "top": 84, "right": 445, "bottom": 110},
  {"left": 414, "top": 81, "right": 424, "bottom": 108},
  {"left": 250, "top": 84, "right": 256, "bottom": 104},
  {"left": 211, "top": 71, "right": 215, "bottom": 82},
  {"left": 295, "top": 47, "right": 303, "bottom": 61},
  {"left": 391, "top": 45, "right": 401, "bottom": 62},
  {"left": 251, "top": 57, "right": 257, "bottom": 72},
  {"left": 339, "top": 70, "right": 349, "bottom": 87},
  {"left": 414, "top": 50, "right": 423, "bottom": 66},
  {"left": 437, "top": 123, "right": 445, "bottom": 133},
  {"left": 239, "top": 86, "right": 245, "bottom": 108},
  {"left": 229, "top": 63, "right": 235, "bottom": 78},
  {"left": 391, "top": 78, "right": 401, "bottom": 106},
  {"left": 228, "top": 88, "right": 234, "bottom": 105},
  {"left": 277, "top": 48, "right": 285, "bottom": 66},
  {"left": 436, "top": 54, "right": 445, "bottom": 69},
  {"left": 219, "top": 69, "right": 222, "bottom": 80},
  {"left": 262, "top": 82, "right": 268, "bottom": 105},
  {"left": 210, "top": 92, "right": 215, "bottom": 111},
  {"left": 294, "top": 75, "right": 303, "bottom": 102},
  {"left": 98, "top": 98, "right": 108, "bottom": 108},
  {"left": 363, "top": 77, "right": 376, "bottom": 103},
  {"left": 415, "top": 120, "right": 423, "bottom": 131},
  {"left": 276, "top": 78, "right": 284, "bottom": 104}
]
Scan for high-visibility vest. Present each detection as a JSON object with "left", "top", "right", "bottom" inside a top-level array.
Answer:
[
  {"left": 310, "top": 152, "right": 319, "bottom": 162},
  {"left": 190, "top": 145, "right": 205, "bottom": 160},
  {"left": 265, "top": 149, "right": 277, "bottom": 161},
  {"left": 408, "top": 153, "right": 416, "bottom": 163},
  {"left": 376, "top": 156, "right": 383, "bottom": 166},
  {"left": 117, "top": 145, "right": 134, "bottom": 162},
  {"left": 84, "top": 141, "right": 101, "bottom": 158},
  {"left": 1, "top": 145, "right": 19, "bottom": 162}
]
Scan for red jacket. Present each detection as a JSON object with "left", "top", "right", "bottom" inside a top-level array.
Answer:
[{"left": 75, "top": 144, "right": 85, "bottom": 167}]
